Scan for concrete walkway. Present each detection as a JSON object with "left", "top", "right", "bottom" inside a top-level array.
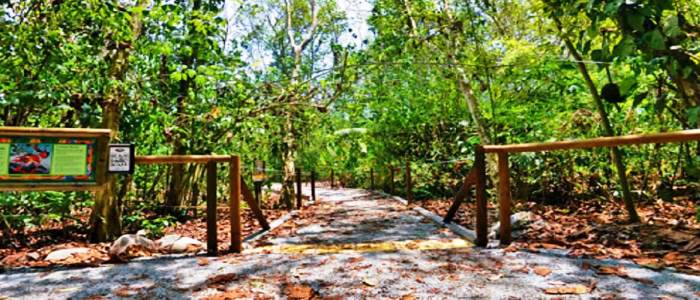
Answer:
[{"left": 1, "top": 187, "right": 699, "bottom": 299}]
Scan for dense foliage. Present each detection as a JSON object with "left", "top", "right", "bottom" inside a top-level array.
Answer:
[{"left": 0, "top": 0, "right": 698, "bottom": 242}]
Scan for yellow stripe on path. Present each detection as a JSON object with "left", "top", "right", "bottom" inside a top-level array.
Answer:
[{"left": 246, "top": 238, "right": 472, "bottom": 255}]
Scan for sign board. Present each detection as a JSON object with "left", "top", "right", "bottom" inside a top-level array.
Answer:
[
  {"left": 108, "top": 144, "right": 134, "bottom": 174},
  {"left": 252, "top": 160, "right": 266, "bottom": 182},
  {"left": 0, "top": 127, "right": 111, "bottom": 191}
]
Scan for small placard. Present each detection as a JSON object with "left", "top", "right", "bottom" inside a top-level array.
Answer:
[
  {"left": 253, "top": 160, "right": 266, "bottom": 182},
  {"left": 108, "top": 144, "right": 134, "bottom": 174}
]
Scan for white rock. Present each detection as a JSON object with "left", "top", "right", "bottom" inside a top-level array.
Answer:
[
  {"left": 45, "top": 248, "right": 90, "bottom": 262},
  {"left": 109, "top": 234, "right": 157, "bottom": 261},
  {"left": 156, "top": 235, "right": 204, "bottom": 253},
  {"left": 488, "top": 211, "right": 534, "bottom": 239}
]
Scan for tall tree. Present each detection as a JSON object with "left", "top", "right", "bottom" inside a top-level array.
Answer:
[{"left": 91, "top": 0, "right": 148, "bottom": 241}]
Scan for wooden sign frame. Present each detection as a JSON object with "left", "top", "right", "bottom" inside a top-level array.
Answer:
[{"left": 0, "top": 127, "right": 111, "bottom": 192}]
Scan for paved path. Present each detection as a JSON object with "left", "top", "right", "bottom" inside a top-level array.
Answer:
[{"left": 1, "top": 188, "right": 699, "bottom": 299}]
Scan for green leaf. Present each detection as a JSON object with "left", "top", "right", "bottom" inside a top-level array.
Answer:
[
  {"left": 613, "top": 36, "right": 636, "bottom": 57},
  {"left": 626, "top": 13, "right": 645, "bottom": 31},
  {"left": 604, "top": 0, "right": 624, "bottom": 16},
  {"left": 663, "top": 16, "right": 682, "bottom": 38},
  {"left": 645, "top": 30, "right": 666, "bottom": 50},
  {"left": 688, "top": 106, "right": 700, "bottom": 126}
]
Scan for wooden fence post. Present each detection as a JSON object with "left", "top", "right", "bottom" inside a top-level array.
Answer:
[
  {"left": 475, "top": 146, "right": 488, "bottom": 247},
  {"left": 206, "top": 161, "right": 217, "bottom": 256},
  {"left": 330, "top": 169, "right": 335, "bottom": 188},
  {"left": 296, "top": 168, "right": 302, "bottom": 209},
  {"left": 444, "top": 170, "right": 476, "bottom": 224},
  {"left": 254, "top": 181, "right": 262, "bottom": 207},
  {"left": 389, "top": 166, "right": 395, "bottom": 195},
  {"left": 405, "top": 160, "right": 413, "bottom": 203},
  {"left": 497, "top": 152, "right": 512, "bottom": 245},
  {"left": 230, "top": 155, "right": 242, "bottom": 253},
  {"left": 311, "top": 170, "right": 316, "bottom": 202}
]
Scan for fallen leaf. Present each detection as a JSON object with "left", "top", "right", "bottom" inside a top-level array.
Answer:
[
  {"left": 533, "top": 266, "right": 551, "bottom": 277},
  {"left": 400, "top": 294, "right": 416, "bottom": 300},
  {"left": 284, "top": 284, "right": 315, "bottom": 300},
  {"left": 488, "top": 273, "right": 503, "bottom": 281},
  {"left": 114, "top": 286, "right": 137, "bottom": 297},
  {"left": 207, "top": 273, "right": 239, "bottom": 285},
  {"left": 663, "top": 251, "right": 682, "bottom": 264},
  {"left": 362, "top": 277, "right": 378, "bottom": 286},
  {"left": 514, "top": 265, "right": 529, "bottom": 273},
  {"left": 203, "top": 288, "right": 252, "bottom": 300},
  {"left": 197, "top": 257, "right": 210, "bottom": 266},
  {"left": 544, "top": 284, "right": 590, "bottom": 295},
  {"left": 595, "top": 265, "right": 627, "bottom": 277},
  {"left": 633, "top": 258, "right": 663, "bottom": 270}
]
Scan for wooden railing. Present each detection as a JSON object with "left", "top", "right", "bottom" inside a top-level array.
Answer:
[
  {"left": 135, "top": 155, "right": 269, "bottom": 255},
  {"left": 475, "top": 128, "right": 700, "bottom": 247}
]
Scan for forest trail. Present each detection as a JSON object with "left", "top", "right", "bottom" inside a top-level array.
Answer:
[{"left": 1, "top": 187, "right": 699, "bottom": 299}]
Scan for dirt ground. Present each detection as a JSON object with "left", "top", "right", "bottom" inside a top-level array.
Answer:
[
  {"left": 0, "top": 194, "right": 289, "bottom": 268},
  {"left": 420, "top": 195, "right": 700, "bottom": 274}
]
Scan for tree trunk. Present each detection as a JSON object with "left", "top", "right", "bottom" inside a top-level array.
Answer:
[
  {"left": 280, "top": 0, "right": 318, "bottom": 207},
  {"left": 90, "top": 100, "right": 123, "bottom": 241},
  {"left": 281, "top": 110, "right": 297, "bottom": 209},
  {"left": 89, "top": 0, "right": 146, "bottom": 242},
  {"left": 555, "top": 18, "right": 641, "bottom": 223},
  {"left": 280, "top": 48, "right": 303, "bottom": 209},
  {"left": 166, "top": 0, "right": 201, "bottom": 211}
]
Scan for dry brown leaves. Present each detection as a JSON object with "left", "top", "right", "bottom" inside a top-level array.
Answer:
[
  {"left": 163, "top": 207, "right": 287, "bottom": 253},
  {"left": 197, "top": 257, "right": 210, "bottom": 266},
  {"left": 533, "top": 266, "right": 552, "bottom": 277},
  {"left": 206, "top": 273, "right": 240, "bottom": 291},
  {"left": 591, "top": 264, "right": 656, "bottom": 285},
  {"left": 202, "top": 288, "right": 260, "bottom": 300},
  {"left": 1, "top": 203, "right": 289, "bottom": 267},
  {"left": 113, "top": 286, "right": 139, "bottom": 298},
  {"left": 284, "top": 283, "right": 316, "bottom": 300},
  {"left": 1, "top": 242, "right": 111, "bottom": 268},
  {"left": 506, "top": 198, "right": 700, "bottom": 274}
]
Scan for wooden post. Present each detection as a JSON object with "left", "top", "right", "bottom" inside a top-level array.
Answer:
[
  {"left": 240, "top": 179, "right": 269, "bottom": 230},
  {"left": 296, "top": 168, "right": 302, "bottom": 209},
  {"left": 310, "top": 170, "right": 316, "bottom": 202},
  {"left": 229, "top": 156, "right": 242, "bottom": 253},
  {"left": 475, "top": 146, "right": 488, "bottom": 247},
  {"left": 206, "top": 161, "right": 217, "bottom": 256},
  {"left": 497, "top": 152, "right": 512, "bottom": 245},
  {"left": 254, "top": 181, "right": 262, "bottom": 207},
  {"left": 444, "top": 170, "right": 476, "bottom": 224},
  {"left": 370, "top": 168, "right": 375, "bottom": 190},
  {"left": 330, "top": 169, "right": 335, "bottom": 188},
  {"left": 389, "top": 167, "right": 395, "bottom": 195},
  {"left": 405, "top": 160, "right": 413, "bottom": 203}
]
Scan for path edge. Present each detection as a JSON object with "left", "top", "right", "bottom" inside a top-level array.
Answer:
[
  {"left": 374, "top": 191, "right": 477, "bottom": 242},
  {"left": 243, "top": 210, "right": 299, "bottom": 248}
]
